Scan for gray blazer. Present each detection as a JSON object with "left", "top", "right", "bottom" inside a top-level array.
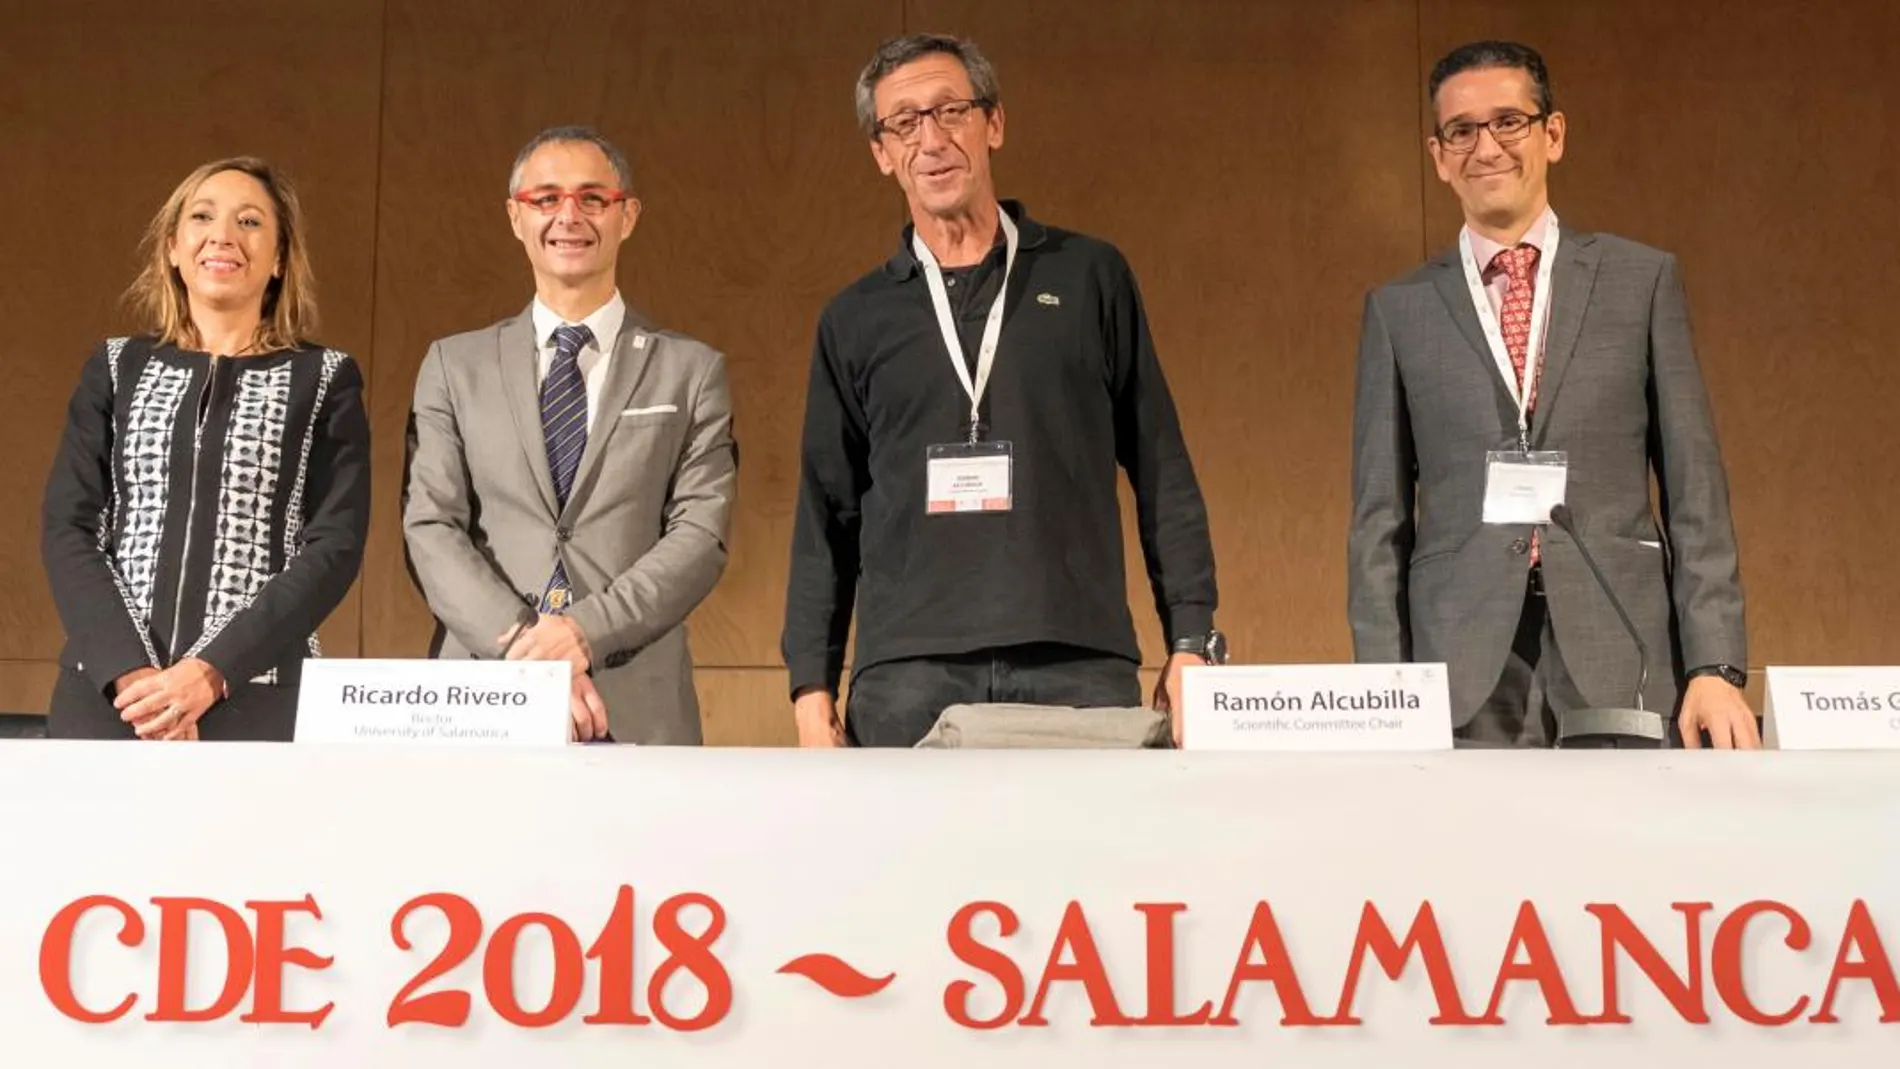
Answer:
[
  {"left": 402, "top": 303, "right": 737, "bottom": 744},
  {"left": 1348, "top": 230, "right": 1746, "bottom": 723}
]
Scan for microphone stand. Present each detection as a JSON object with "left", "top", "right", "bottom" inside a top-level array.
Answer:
[{"left": 1546, "top": 505, "right": 1668, "bottom": 748}]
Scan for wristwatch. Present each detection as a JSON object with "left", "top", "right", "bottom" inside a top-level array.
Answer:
[
  {"left": 1171, "top": 629, "right": 1228, "bottom": 665},
  {"left": 1688, "top": 664, "right": 1747, "bottom": 688}
]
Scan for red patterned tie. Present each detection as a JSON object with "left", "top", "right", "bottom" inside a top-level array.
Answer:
[
  {"left": 1492, "top": 245, "right": 1542, "bottom": 563},
  {"left": 1492, "top": 245, "right": 1541, "bottom": 408}
]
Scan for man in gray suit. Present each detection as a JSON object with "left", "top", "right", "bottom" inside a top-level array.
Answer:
[
  {"left": 404, "top": 126, "right": 737, "bottom": 744},
  {"left": 1349, "top": 42, "right": 1759, "bottom": 749}
]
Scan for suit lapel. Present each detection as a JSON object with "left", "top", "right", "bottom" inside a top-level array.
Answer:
[
  {"left": 561, "top": 311, "right": 657, "bottom": 523},
  {"left": 498, "top": 307, "right": 560, "bottom": 519},
  {"left": 1428, "top": 252, "right": 1519, "bottom": 431},
  {"left": 1529, "top": 233, "right": 1602, "bottom": 444}
]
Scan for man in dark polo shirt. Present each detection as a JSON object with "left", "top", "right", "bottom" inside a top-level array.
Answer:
[{"left": 781, "top": 32, "right": 1222, "bottom": 748}]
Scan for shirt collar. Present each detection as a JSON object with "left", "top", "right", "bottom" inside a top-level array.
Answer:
[
  {"left": 884, "top": 198, "right": 1047, "bottom": 280},
  {"left": 531, "top": 290, "right": 626, "bottom": 354},
  {"left": 1467, "top": 205, "right": 1555, "bottom": 275}
]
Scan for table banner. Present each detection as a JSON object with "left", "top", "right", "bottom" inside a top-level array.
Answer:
[{"left": 1, "top": 743, "right": 1896, "bottom": 1066}]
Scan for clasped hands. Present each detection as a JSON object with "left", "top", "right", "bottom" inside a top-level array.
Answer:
[
  {"left": 498, "top": 614, "right": 608, "bottom": 742},
  {"left": 113, "top": 658, "right": 225, "bottom": 741}
]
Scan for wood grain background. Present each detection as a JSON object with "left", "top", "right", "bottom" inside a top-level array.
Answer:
[{"left": 2, "top": 0, "right": 1893, "bottom": 742}]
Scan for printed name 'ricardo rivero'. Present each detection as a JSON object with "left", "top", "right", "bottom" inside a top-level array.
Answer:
[{"left": 338, "top": 685, "right": 531, "bottom": 707}]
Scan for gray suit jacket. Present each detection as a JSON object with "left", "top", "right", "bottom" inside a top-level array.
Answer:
[
  {"left": 1348, "top": 230, "right": 1746, "bottom": 723},
  {"left": 402, "top": 303, "right": 737, "bottom": 744}
]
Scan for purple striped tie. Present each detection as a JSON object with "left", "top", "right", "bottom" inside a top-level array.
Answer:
[{"left": 539, "top": 323, "right": 592, "bottom": 611}]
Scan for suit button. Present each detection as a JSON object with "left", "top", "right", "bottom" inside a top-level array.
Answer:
[
  {"left": 556, "top": 527, "right": 572, "bottom": 542},
  {"left": 1510, "top": 538, "right": 1529, "bottom": 554}
]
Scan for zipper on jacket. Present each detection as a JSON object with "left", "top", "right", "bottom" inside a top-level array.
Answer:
[{"left": 168, "top": 353, "right": 221, "bottom": 661}]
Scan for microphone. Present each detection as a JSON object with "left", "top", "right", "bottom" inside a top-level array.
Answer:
[
  {"left": 500, "top": 602, "right": 617, "bottom": 745},
  {"left": 499, "top": 603, "right": 539, "bottom": 659},
  {"left": 1546, "top": 504, "right": 1665, "bottom": 747}
]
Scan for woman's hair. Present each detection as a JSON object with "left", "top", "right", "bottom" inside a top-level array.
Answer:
[{"left": 124, "top": 156, "right": 319, "bottom": 351}]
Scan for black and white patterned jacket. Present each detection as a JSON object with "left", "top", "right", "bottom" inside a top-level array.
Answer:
[{"left": 41, "top": 336, "right": 371, "bottom": 695}]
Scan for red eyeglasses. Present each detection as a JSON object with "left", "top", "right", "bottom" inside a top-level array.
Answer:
[{"left": 511, "top": 187, "right": 631, "bottom": 216}]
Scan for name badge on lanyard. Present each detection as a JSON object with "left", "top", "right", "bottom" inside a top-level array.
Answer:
[
  {"left": 916, "top": 206, "right": 1019, "bottom": 515},
  {"left": 1461, "top": 213, "right": 1568, "bottom": 525}
]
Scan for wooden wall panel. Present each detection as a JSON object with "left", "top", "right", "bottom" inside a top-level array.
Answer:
[
  {"left": 0, "top": 0, "right": 385, "bottom": 705},
  {"left": 360, "top": 0, "right": 904, "bottom": 683},
  {"left": 906, "top": 0, "right": 1426, "bottom": 668},
  {"left": 697, "top": 668, "right": 799, "bottom": 747},
  {"left": 0, "top": 664, "right": 58, "bottom": 720},
  {"left": 1420, "top": 0, "right": 1900, "bottom": 668}
]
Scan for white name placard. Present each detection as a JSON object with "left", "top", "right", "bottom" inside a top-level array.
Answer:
[
  {"left": 294, "top": 658, "right": 569, "bottom": 747},
  {"left": 1763, "top": 665, "right": 1900, "bottom": 750},
  {"left": 1180, "top": 662, "right": 1454, "bottom": 751}
]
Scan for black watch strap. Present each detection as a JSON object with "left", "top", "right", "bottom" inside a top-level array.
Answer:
[
  {"left": 1171, "top": 629, "right": 1227, "bottom": 664},
  {"left": 1689, "top": 664, "right": 1747, "bottom": 688}
]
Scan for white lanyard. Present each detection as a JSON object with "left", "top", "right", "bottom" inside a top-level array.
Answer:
[
  {"left": 914, "top": 207, "right": 1019, "bottom": 441},
  {"left": 1458, "top": 212, "right": 1559, "bottom": 449}
]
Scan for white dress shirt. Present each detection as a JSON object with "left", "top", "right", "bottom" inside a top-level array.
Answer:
[
  {"left": 1464, "top": 206, "right": 1556, "bottom": 377},
  {"left": 531, "top": 290, "right": 626, "bottom": 431},
  {"left": 1465, "top": 206, "right": 1554, "bottom": 321}
]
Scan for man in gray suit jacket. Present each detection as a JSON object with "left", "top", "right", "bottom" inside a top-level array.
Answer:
[
  {"left": 404, "top": 126, "right": 736, "bottom": 744},
  {"left": 1349, "top": 42, "right": 1758, "bottom": 750}
]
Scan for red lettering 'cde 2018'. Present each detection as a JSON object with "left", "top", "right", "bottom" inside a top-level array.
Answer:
[{"left": 34, "top": 891, "right": 1900, "bottom": 1033}]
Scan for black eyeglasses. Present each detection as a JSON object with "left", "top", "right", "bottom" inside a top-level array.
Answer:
[
  {"left": 1436, "top": 112, "right": 1548, "bottom": 153},
  {"left": 874, "top": 98, "right": 994, "bottom": 143}
]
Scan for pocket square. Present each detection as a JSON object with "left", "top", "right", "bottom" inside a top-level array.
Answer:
[{"left": 622, "top": 404, "right": 678, "bottom": 416}]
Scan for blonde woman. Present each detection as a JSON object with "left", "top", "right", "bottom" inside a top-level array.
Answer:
[{"left": 40, "top": 157, "right": 369, "bottom": 741}]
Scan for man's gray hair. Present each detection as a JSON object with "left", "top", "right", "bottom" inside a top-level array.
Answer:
[
  {"left": 507, "top": 125, "right": 634, "bottom": 195},
  {"left": 854, "top": 33, "right": 1001, "bottom": 139}
]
